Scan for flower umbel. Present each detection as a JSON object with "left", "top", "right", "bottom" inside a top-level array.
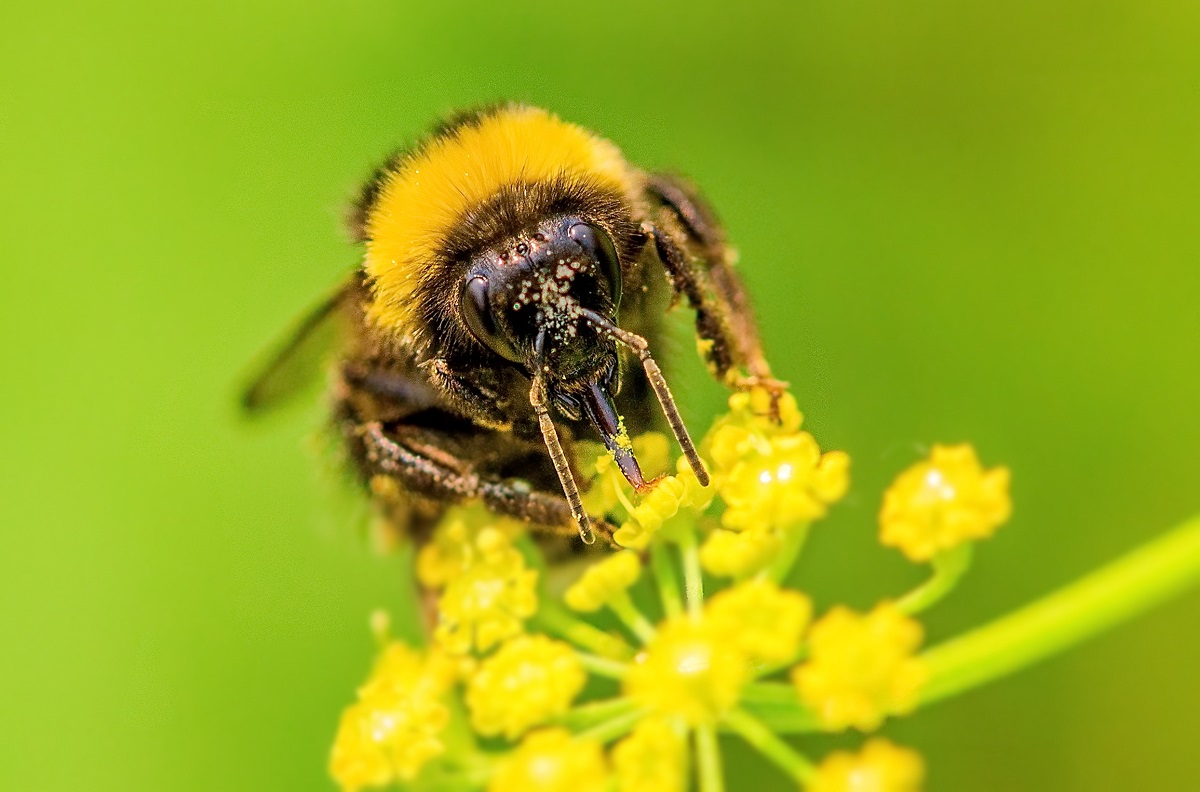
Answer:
[
  {"left": 706, "top": 389, "right": 850, "bottom": 531},
  {"left": 880, "top": 444, "right": 1011, "bottom": 562},
  {"left": 808, "top": 739, "right": 925, "bottom": 792},
  {"left": 625, "top": 614, "right": 749, "bottom": 726},
  {"left": 466, "top": 634, "right": 586, "bottom": 739},
  {"left": 793, "top": 602, "right": 927, "bottom": 731},
  {"left": 488, "top": 729, "right": 609, "bottom": 792},
  {"left": 612, "top": 718, "right": 688, "bottom": 792},
  {"left": 427, "top": 521, "right": 539, "bottom": 654},
  {"left": 329, "top": 642, "right": 453, "bottom": 790},
  {"left": 706, "top": 579, "right": 812, "bottom": 665},
  {"left": 328, "top": 387, "right": 1200, "bottom": 792}
]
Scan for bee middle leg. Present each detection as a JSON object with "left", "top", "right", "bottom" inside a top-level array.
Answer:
[{"left": 357, "top": 420, "right": 617, "bottom": 545}]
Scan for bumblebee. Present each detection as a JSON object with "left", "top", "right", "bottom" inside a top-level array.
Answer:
[{"left": 244, "top": 105, "right": 777, "bottom": 545}]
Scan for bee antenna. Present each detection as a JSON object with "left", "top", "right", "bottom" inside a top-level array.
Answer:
[
  {"left": 530, "top": 329, "right": 596, "bottom": 545},
  {"left": 574, "top": 307, "right": 710, "bottom": 488}
]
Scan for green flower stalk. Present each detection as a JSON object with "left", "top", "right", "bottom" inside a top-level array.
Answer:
[{"left": 327, "top": 388, "right": 1200, "bottom": 792}]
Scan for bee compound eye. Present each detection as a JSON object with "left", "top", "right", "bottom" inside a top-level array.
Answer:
[
  {"left": 568, "top": 223, "right": 622, "bottom": 310},
  {"left": 461, "top": 275, "right": 521, "bottom": 362}
]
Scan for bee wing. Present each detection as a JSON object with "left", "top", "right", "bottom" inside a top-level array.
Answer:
[{"left": 239, "top": 275, "right": 362, "bottom": 415}]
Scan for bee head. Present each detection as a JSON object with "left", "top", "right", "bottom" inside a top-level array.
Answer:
[{"left": 459, "top": 215, "right": 649, "bottom": 488}]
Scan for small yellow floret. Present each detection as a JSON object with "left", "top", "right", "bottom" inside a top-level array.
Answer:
[
  {"left": 612, "top": 718, "right": 687, "bottom": 792},
  {"left": 614, "top": 467, "right": 710, "bottom": 549},
  {"left": 465, "top": 635, "right": 586, "bottom": 739},
  {"left": 488, "top": 729, "right": 610, "bottom": 792},
  {"left": 706, "top": 579, "right": 812, "bottom": 664},
  {"left": 706, "top": 389, "right": 850, "bottom": 532},
  {"left": 808, "top": 739, "right": 926, "bottom": 792},
  {"left": 416, "top": 507, "right": 524, "bottom": 588},
  {"left": 579, "top": 433, "right": 674, "bottom": 519},
  {"left": 433, "top": 531, "right": 538, "bottom": 654},
  {"left": 699, "top": 525, "right": 784, "bottom": 578},
  {"left": 625, "top": 615, "right": 748, "bottom": 725},
  {"left": 880, "top": 444, "right": 1011, "bottom": 562},
  {"left": 792, "top": 603, "right": 927, "bottom": 731},
  {"left": 329, "top": 642, "right": 452, "bottom": 790},
  {"left": 565, "top": 550, "right": 642, "bottom": 612}
]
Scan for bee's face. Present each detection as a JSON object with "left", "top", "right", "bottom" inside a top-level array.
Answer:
[
  {"left": 460, "top": 215, "right": 623, "bottom": 398},
  {"left": 458, "top": 214, "right": 643, "bottom": 486}
]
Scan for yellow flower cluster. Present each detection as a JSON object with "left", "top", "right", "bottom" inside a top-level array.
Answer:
[
  {"left": 808, "top": 739, "right": 925, "bottom": 792},
  {"left": 329, "top": 642, "right": 454, "bottom": 790},
  {"left": 613, "top": 466, "right": 710, "bottom": 548},
  {"left": 626, "top": 614, "right": 749, "bottom": 725},
  {"left": 416, "top": 511, "right": 539, "bottom": 654},
  {"left": 626, "top": 579, "right": 809, "bottom": 724},
  {"left": 479, "top": 697, "right": 690, "bottom": 792},
  {"left": 326, "top": 374, "right": 1022, "bottom": 792},
  {"left": 465, "top": 634, "right": 586, "bottom": 739},
  {"left": 699, "top": 524, "right": 784, "bottom": 579},
  {"left": 880, "top": 444, "right": 1012, "bottom": 562},
  {"left": 792, "top": 603, "right": 927, "bottom": 731},
  {"left": 489, "top": 728, "right": 609, "bottom": 792},
  {"left": 707, "top": 578, "right": 812, "bottom": 664},
  {"left": 611, "top": 719, "right": 687, "bottom": 792},
  {"left": 577, "top": 432, "right": 711, "bottom": 549},
  {"left": 579, "top": 433, "right": 672, "bottom": 517},
  {"left": 564, "top": 549, "right": 641, "bottom": 612},
  {"left": 707, "top": 389, "right": 850, "bottom": 532}
]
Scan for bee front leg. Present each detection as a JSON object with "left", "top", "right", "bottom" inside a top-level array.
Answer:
[
  {"left": 357, "top": 421, "right": 617, "bottom": 546},
  {"left": 421, "top": 358, "right": 513, "bottom": 430}
]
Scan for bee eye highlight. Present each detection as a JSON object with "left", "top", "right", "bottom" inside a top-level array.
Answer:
[
  {"left": 461, "top": 275, "right": 520, "bottom": 361},
  {"left": 568, "top": 223, "right": 622, "bottom": 310}
]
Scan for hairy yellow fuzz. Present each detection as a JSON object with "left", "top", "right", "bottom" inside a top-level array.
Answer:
[{"left": 364, "top": 106, "right": 636, "bottom": 339}]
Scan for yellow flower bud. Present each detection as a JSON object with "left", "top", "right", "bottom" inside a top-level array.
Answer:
[
  {"left": 488, "top": 729, "right": 609, "bottom": 792},
  {"left": 625, "top": 615, "right": 748, "bottom": 725},
  {"left": 699, "top": 526, "right": 784, "bottom": 579},
  {"left": 706, "top": 578, "right": 812, "bottom": 664},
  {"left": 565, "top": 550, "right": 643, "bottom": 612},
  {"left": 328, "top": 642, "right": 451, "bottom": 790},
  {"left": 614, "top": 475, "right": 689, "bottom": 549},
  {"left": 808, "top": 739, "right": 925, "bottom": 792},
  {"left": 416, "top": 507, "right": 524, "bottom": 588},
  {"left": 434, "top": 536, "right": 539, "bottom": 654},
  {"left": 465, "top": 635, "right": 586, "bottom": 739},
  {"left": 704, "top": 389, "right": 849, "bottom": 532},
  {"left": 792, "top": 603, "right": 927, "bottom": 731},
  {"left": 612, "top": 718, "right": 687, "bottom": 792},
  {"left": 880, "top": 444, "right": 1012, "bottom": 562}
]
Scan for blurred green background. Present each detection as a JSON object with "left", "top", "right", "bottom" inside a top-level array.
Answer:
[{"left": 3, "top": 1, "right": 1199, "bottom": 789}]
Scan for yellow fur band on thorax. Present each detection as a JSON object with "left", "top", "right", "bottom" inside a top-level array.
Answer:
[{"left": 364, "top": 106, "right": 636, "bottom": 339}]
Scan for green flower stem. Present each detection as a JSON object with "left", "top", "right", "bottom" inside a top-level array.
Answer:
[
  {"left": 738, "top": 682, "right": 821, "bottom": 733},
  {"left": 678, "top": 529, "right": 705, "bottom": 617},
  {"left": 722, "top": 708, "right": 816, "bottom": 783},
  {"left": 766, "top": 524, "right": 811, "bottom": 584},
  {"left": 650, "top": 542, "right": 685, "bottom": 619},
  {"left": 695, "top": 724, "right": 725, "bottom": 792},
  {"left": 576, "top": 652, "right": 630, "bottom": 680},
  {"left": 533, "top": 603, "right": 633, "bottom": 659},
  {"left": 896, "top": 544, "right": 973, "bottom": 615},
  {"left": 556, "top": 697, "right": 636, "bottom": 731},
  {"left": 439, "top": 694, "right": 480, "bottom": 758},
  {"left": 608, "top": 590, "right": 658, "bottom": 643},
  {"left": 920, "top": 514, "right": 1200, "bottom": 706},
  {"left": 576, "top": 708, "right": 644, "bottom": 744},
  {"left": 751, "top": 647, "right": 808, "bottom": 681}
]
